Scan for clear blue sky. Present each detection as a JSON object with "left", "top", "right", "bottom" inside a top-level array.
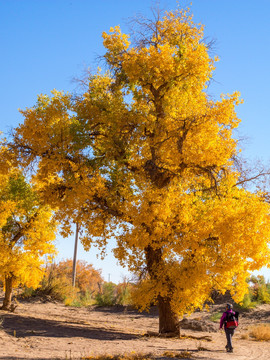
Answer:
[{"left": 1, "top": 0, "right": 270, "bottom": 282}]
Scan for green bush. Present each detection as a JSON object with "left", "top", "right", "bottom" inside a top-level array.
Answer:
[
  {"left": 115, "top": 282, "right": 132, "bottom": 305},
  {"left": 67, "top": 291, "right": 95, "bottom": 307},
  {"left": 239, "top": 292, "right": 257, "bottom": 309},
  {"left": 22, "top": 275, "right": 78, "bottom": 302},
  {"left": 250, "top": 276, "right": 270, "bottom": 305},
  {"left": 210, "top": 312, "right": 223, "bottom": 322},
  {"left": 94, "top": 281, "right": 132, "bottom": 306},
  {"left": 256, "top": 284, "right": 270, "bottom": 304},
  {"left": 95, "top": 282, "right": 117, "bottom": 306},
  {"left": 21, "top": 286, "right": 35, "bottom": 298},
  {"left": 239, "top": 276, "right": 270, "bottom": 309}
]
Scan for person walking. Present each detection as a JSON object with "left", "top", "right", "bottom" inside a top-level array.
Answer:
[{"left": 220, "top": 303, "right": 238, "bottom": 353}]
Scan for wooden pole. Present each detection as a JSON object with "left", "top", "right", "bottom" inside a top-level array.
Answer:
[{"left": 72, "top": 223, "right": 79, "bottom": 287}]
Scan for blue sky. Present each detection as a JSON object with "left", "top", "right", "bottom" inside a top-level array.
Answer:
[{"left": 1, "top": 0, "right": 270, "bottom": 282}]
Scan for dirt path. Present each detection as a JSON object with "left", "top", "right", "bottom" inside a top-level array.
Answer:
[{"left": 0, "top": 299, "right": 270, "bottom": 360}]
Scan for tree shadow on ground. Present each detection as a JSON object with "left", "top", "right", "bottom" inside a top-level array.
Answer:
[
  {"left": 2, "top": 312, "right": 138, "bottom": 340},
  {"left": 0, "top": 358, "right": 55, "bottom": 360},
  {"left": 91, "top": 304, "right": 159, "bottom": 318}
]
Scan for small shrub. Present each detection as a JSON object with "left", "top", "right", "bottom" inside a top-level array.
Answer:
[
  {"left": 115, "top": 282, "right": 132, "bottom": 305},
  {"left": 44, "top": 274, "right": 79, "bottom": 302},
  {"left": 163, "top": 352, "right": 176, "bottom": 358},
  {"left": 163, "top": 351, "right": 193, "bottom": 359},
  {"left": 66, "top": 291, "right": 95, "bottom": 307},
  {"left": 63, "top": 287, "right": 80, "bottom": 306},
  {"left": 178, "top": 351, "right": 193, "bottom": 359},
  {"left": 257, "top": 284, "right": 270, "bottom": 304},
  {"left": 21, "top": 286, "right": 35, "bottom": 298},
  {"left": 95, "top": 282, "right": 117, "bottom": 306},
  {"left": 249, "top": 324, "right": 270, "bottom": 341},
  {"left": 94, "top": 281, "right": 133, "bottom": 306},
  {"left": 22, "top": 270, "right": 79, "bottom": 302},
  {"left": 248, "top": 275, "right": 270, "bottom": 305},
  {"left": 163, "top": 351, "right": 192, "bottom": 359},
  {"left": 79, "top": 291, "right": 95, "bottom": 307},
  {"left": 197, "top": 346, "right": 208, "bottom": 351}
]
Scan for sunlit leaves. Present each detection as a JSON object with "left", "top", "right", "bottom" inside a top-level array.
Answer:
[
  {"left": 9, "top": 7, "right": 270, "bottom": 319},
  {"left": 0, "top": 170, "right": 57, "bottom": 290}
]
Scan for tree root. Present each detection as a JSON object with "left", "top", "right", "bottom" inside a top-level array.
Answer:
[
  {"left": 0, "top": 304, "right": 17, "bottom": 312},
  {"left": 145, "top": 331, "right": 180, "bottom": 338}
]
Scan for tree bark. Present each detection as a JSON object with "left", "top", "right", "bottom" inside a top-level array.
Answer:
[
  {"left": 157, "top": 295, "right": 179, "bottom": 335},
  {"left": 145, "top": 244, "right": 179, "bottom": 335},
  {"left": 1, "top": 275, "right": 13, "bottom": 310}
]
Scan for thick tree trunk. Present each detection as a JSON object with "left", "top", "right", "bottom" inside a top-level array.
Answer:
[
  {"left": 1, "top": 275, "right": 13, "bottom": 310},
  {"left": 145, "top": 244, "right": 179, "bottom": 335},
  {"left": 158, "top": 295, "right": 179, "bottom": 335}
]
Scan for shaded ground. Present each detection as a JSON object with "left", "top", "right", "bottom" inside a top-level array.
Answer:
[{"left": 0, "top": 293, "right": 270, "bottom": 360}]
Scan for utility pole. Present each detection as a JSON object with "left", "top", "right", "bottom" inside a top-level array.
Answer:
[{"left": 72, "top": 222, "right": 79, "bottom": 287}]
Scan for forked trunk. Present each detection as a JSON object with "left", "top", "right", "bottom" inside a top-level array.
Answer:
[
  {"left": 158, "top": 295, "right": 179, "bottom": 335},
  {"left": 1, "top": 275, "right": 13, "bottom": 310}
]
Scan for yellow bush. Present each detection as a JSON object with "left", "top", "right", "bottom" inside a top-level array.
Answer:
[
  {"left": 163, "top": 351, "right": 193, "bottom": 359},
  {"left": 249, "top": 324, "right": 270, "bottom": 341}
]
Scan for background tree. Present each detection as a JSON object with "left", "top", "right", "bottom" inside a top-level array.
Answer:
[
  {"left": 8, "top": 7, "right": 270, "bottom": 333},
  {"left": 49, "top": 259, "right": 103, "bottom": 294},
  {"left": 0, "top": 170, "right": 57, "bottom": 310}
]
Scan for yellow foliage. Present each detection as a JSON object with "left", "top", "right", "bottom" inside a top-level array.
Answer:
[
  {"left": 46, "top": 259, "right": 103, "bottom": 294},
  {"left": 8, "top": 7, "right": 270, "bottom": 324},
  {"left": 0, "top": 169, "right": 57, "bottom": 291}
]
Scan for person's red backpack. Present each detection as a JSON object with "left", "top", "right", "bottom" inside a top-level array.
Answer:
[{"left": 226, "top": 311, "right": 239, "bottom": 329}]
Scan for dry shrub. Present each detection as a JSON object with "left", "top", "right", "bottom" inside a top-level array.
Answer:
[
  {"left": 163, "top": 351, "right": 193, "bottom": 359},
  {"left": 249, "top": 324, "right": 270, "bottom": 341},
  {"left": 22, "top": 259, "right": 104, "bottom": 306}
]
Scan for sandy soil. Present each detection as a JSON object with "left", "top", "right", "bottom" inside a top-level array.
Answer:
[{"left": 0, "top": 294, "right": 270, "bottom": 360}]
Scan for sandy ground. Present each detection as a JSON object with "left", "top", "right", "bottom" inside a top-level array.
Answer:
[{"left": 0, "top": 294, "right": 270, "bottom": 360}]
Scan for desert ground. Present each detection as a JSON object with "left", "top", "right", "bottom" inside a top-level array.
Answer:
[{"left": 0, "top": 293, "right": 270, "bottom": 360}]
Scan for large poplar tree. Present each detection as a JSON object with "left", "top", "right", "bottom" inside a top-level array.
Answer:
[
  {"left": 0, "top": 170, "right": 57, "bottom": 310},
  {"left": 8, "top": 8, "right": 270, "bottom": 333}
]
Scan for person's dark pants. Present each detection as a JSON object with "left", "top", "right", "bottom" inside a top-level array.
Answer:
[{"left": 225, "top": 327, "right": 235, "bottom": 350}]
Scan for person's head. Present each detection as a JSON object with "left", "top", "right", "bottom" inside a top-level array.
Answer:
[{"left": 226, "top": 303, "right": 233, "bottom": 310}]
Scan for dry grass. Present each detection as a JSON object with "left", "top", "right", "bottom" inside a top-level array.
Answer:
[
  {"left": 240, "top": 333, "right": 249, "bottom": 340},
  {"left": 163, "top": 351, "right": 193, "bottom": 359},
  {"left": 82, "top": 352, "right": 193, "bottom": 360},
  {"left": 81, "top": 354, "right": 154, "bottom": 360},
  {"left": 249, "top": 324, "right": 270, "bottom": 341}
]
